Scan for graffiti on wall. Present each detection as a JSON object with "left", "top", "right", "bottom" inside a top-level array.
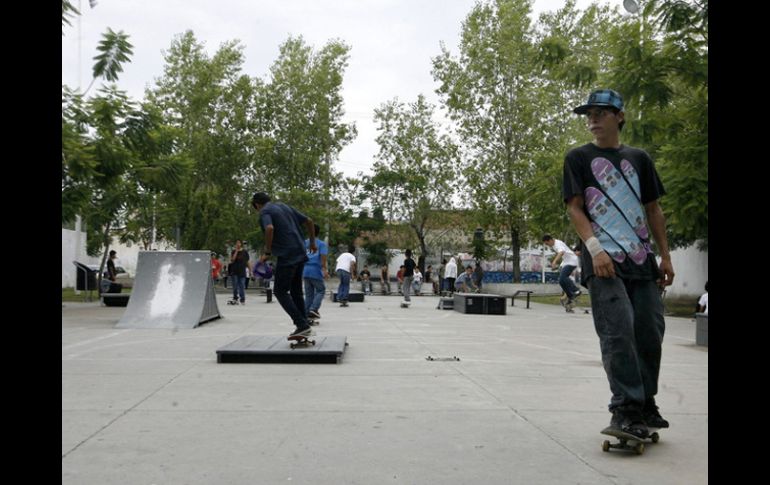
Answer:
[{"left": 482, "top": 271, "right": 559, "bottom": 284}]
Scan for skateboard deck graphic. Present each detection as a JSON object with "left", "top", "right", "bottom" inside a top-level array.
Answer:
[
  {"left": 584, "top": 187, "right": 647, "bottom": 265},
  {"left": 591, "top": 157, "right": 649, "bottom": 240},
  {"left": 601, "top": 425, "right": 661, "bottom": 455}
]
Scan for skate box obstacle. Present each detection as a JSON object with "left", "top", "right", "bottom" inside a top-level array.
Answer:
[
  {"left": 453, "top": 293, "right": 506, "bottom": 315},
  {"left": 102, "top": 293, "right": 130, "bottom": 307},
  {"left": 332, "top": 292, "right": 364, "bottom": 302},
  {"left": 437, "top": 297, "right": 454, "bottom": 310}
]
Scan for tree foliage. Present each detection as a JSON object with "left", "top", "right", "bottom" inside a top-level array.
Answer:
[
  {"left": 364, "top": 94, "right": 458, "bottom": 260},
  {"left": 432, "top": 0, "right": 547, "bottom": 281}
]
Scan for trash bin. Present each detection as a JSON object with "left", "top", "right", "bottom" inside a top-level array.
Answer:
[
  {"left": 695, "top": 312, "right": 708, "bottom": 346},
  {"left": 73, "top": 261, "right": 98, "bottom": 301}
]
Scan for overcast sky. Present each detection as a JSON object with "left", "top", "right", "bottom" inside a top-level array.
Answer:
[{"left": 62, "top": 0, "right": 599, "bottom": 178}]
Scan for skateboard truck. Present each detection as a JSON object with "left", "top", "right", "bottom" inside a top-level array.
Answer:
[
  {"left": 601, "top": 426, "right": 660, "bottom": 455},
  {"left": 287, "top": 335, "right": 316, "bottom": 349}
]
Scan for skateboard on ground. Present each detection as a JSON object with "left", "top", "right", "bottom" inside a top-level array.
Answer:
[
  {"left": 400, "top": 300, "right": 411, "bottom": 308},
  {"left": 288, "top": 334, "right": 316, "bottom": 349},
  {"left": 560, "top": 294, "right": 576, "bottom": 313},
  {"left": 600, "top": 426, "right": 660, "bottom": 455},
  {"left": 226, "top": 299, "right": 240, "bottom": 305}
]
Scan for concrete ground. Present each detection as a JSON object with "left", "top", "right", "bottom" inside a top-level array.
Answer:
[{"left": 62, "top": 293, "right": 708, "bottom": 485}]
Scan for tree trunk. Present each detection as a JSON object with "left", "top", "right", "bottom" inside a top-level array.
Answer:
[
  {"left": 411, "top": 223, "right": 429, "bottom": 273},
  {"left": 418, "top": 234, "right": 428, "bottom": 273},
  {"left": 510, "top": 226, "right": 521, "bottom": 283},
  {"left": 97, "top": 221, "right": 112, "bottom": 294}
]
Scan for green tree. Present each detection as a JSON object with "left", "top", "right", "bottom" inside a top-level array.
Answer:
[
  {"left": 62, "top": 0, "right": 79, "bottom": 32},
  {"left": 605, "top": 0, "right": 708, "bottom": 249},
  {"left": 364, "top": 94, "right": 458, "bottom": 260},
  {"left": 525, "top": 1, "right": 617, "bottom": 246},
  {"left": 62, "top": 3, "right": 137, "bottom": 227},
  {"left": 537, "top": 0, "right": 708, "bottom": 250},
  {"left": 118, "top": 103, "right": 191, "bottom": 250},
  {"left": 83, "top": 28, "right": 135, "bottom": 95},
  {"left": 264, "top": 36, "right": 358, "bottom": 242},
  {"left": 148, "top": 31, "right": 258, "bottom": 251},
  {"left": 432, "top": 0, "right": 547, "bottom": 282}
]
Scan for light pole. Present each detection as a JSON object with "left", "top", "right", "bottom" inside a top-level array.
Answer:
[{"left": 623, "top": 0, "right": 640, "bottom": 14}]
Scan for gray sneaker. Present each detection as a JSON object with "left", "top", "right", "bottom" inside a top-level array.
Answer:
[{"left": 308, "top": 309, "right": 321, "bottom": 319}]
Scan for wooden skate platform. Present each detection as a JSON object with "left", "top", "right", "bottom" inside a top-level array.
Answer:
[{"left": 216, "top": 335, "right": 348, "bottom": 364}]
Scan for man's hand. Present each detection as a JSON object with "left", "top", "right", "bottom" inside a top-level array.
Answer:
[
  {"left": 657, "top": 258, "right": 675, "bottom": 288},
  {"left": 592, "top": 252, "right": 616, "bottom": 279}
]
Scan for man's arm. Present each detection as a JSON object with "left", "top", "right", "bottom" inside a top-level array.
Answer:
[
  {"left": 260, "top": 225, "right": 274, "bottom": 263},
  {"left": 321, "top": 253, "right": 329, "bottom": 278},
  {"left": 566, "top": 195, "right": 616, "bottom": 279},
  {"left": 645, "top": 200, "right": 675, "bottom": 288},
  {"left": 551, "top": 252, "right": 564, "bottom": 269}
]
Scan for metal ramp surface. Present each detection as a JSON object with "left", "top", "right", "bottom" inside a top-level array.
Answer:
[
  {"left": 216, "top": 335, "right": 348, "bottom": 364},
  {"left": 116, "top": 251, "right": 221, "bottom": 329}
]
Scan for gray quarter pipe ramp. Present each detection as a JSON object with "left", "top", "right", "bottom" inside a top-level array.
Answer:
[{"left": 116, "top": 251, "right": 221, "bottom": 329}]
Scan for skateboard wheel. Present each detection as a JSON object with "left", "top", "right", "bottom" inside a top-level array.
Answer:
[
  {"left": 602, "top": 440, "right": 610, "bottom": 452},
  {"left": 634, "top": 443, "right": 644, "bottom": 455},
  {"left": 650, "top": 432, "right": 659, "bottom": 443}
]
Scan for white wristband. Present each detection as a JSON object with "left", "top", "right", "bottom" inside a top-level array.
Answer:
[{"left": 585, "top": 236, "right": 604, "bottom": 258}]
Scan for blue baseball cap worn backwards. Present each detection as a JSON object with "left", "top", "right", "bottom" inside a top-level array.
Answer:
[{"left": 573, "top": 89, "right": 624, "bottom": 115}]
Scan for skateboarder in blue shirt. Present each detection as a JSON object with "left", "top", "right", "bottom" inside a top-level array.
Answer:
[
  {"left": 252, "top": 192, "right": 317, "bottom": 337},
  {"left": 563, "top": 89, "right": 675, "bottom": 439},
  {"left": 303, "top": 223, "right": 329, "bottom": 321}
]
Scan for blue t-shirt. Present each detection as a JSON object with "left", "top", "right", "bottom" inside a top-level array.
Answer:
[
  {"left": 258, "top": 202, "right": 310, "bottom": 266},
  {"left": 302, "top": 238, "right": 328, "bottom": 280}
]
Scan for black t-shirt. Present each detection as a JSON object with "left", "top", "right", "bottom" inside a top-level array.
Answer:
[
  {"left": 229, "top": 249, "right": 249, "bottom": 277},
  {"left": 562, "top": 143, "right": 665, "bottom": 284},
  {"left": 258, "top": 202, "right": 309, "bottom": 266},
  {"left": 403, "top": 258, "right": 416, "bottom": 277},
  {"left": 107, "top": 259, "right": 117, "bottom": 281}
]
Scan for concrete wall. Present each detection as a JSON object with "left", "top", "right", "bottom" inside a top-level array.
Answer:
[
  {"left": 62, "top": 226, "right": 175, "bottom": 288},
  {"left": 62, "top": 217, "right": 101, "bottom": 287},
  {"left": 665, "top": 242, "right": 708, "bottom": 298}
]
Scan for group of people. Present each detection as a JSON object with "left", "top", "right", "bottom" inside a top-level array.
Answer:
[
  {"left": 210, "top": 242, "right": 275, "bottom": 306},
  {"left": 240, "top": 88, "right": 680, "bottom": 442},
  {"left": 434, "top": 257, "right": 484, "bottom": 295}
]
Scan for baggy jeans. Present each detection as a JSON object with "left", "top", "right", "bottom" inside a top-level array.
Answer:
[
  {"left": 588, "top": 276, "right": 665, "bottom": 412},
  {"left": 559, "top": 265, "right": 580, "bottom": 300},
  {"left": 336, "top": 269, "right": 351, "bottom": 301},
  {"left": 303, "top": 277, "right": 325, "bottom": 313},
  {"left": 274, "top": 261, "right": 308, "bottom": 328}
]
